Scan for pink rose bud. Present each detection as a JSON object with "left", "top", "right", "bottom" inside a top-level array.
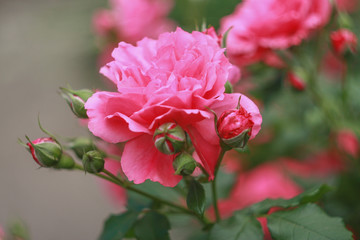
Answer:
[
  {"left": 60, "top": 87, "right": 94, "bottom": 118},
  {"left": 26, "top": 137, "right": 62, "bottom": 167},
  {"left": 331, "top": 29, "right": 358, "bottom": 55},
  {"left": 153, "top": 123, "right": 186, "bottom": 155},
  {"left": 217, "top": 106, "right": 254, "bottom": 149},
  {"left": 287, "top": 72, "right": 306, "bottom": 91},
  {"left": 82, "top": 150, "right": 105, "bottom": 173}
]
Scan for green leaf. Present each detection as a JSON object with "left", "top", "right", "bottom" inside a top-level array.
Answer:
[
  {"left": 187, "top": 179, "right": 206, "bottom": 216},
  {"left": 249, "top": 184, "right": 332, "bottom": 215},
  {"left": 267, "top": 203, "right": 353, "bottom": 240},
  {"left": 209, "top": 212, "right": 263, "bottom": 240},
  {"left": 98, "top": 210, "right": 139, "bottom": 240},
  {"left": 134, "top": 211, "right": 171, "bottom": 240}
]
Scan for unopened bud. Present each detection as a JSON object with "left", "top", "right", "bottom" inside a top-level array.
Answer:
[
  {"left": 153, "top": 123, "right": 186, "bottom": 155},
  {"left": 82, "top": 150, "right": 104, "bottom": 173},
  {"left": 331, "top": 29, "right": 358, "bottom": 55},
  {"left": 287, "top": 72, "right": 306, "bottom": 91},
  {"left": 217, "top": 106, "right": 254, "bottom": 149},
  {"left": 68, "top": 137, "right": 97, "bottom": 159},
  {"left": 26, "top": 137, "right": 62, "bottom": 167},
  {"left": 60, "top": 87, "right": 94, "bottom": 118},
  {"left": 173, "top": 152, "right": 196, "bottom": 175},
  {"left": 54, "top": 153, "right": 75, "bottom": 169}
]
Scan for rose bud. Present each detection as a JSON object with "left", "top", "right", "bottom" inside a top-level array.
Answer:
[
  {"left": 173, "top": 152, "right": 197, "bottom": 176},
  {"left": 68, "top": 137, "right": 97, "bottom": 159},
  {"left": 54, "top": 153, "right": 75, "bottom": 169},
  {"left": 26, "top": 137, "right": 62, "bottom": 167},
  {"left": 331, "top": 29, "right": 358, "bottom": 55},
  {"left": 287, "top": 72, "right": 306, "bottom": 91},
  {"left": 217, "top": 106, "right": 254, "bottom": 149},
  {"left": 153, "top": 123, "right": 186, "bottom": 155},
  {"left": 60, "top": 87, "right": 94, "bottom": 118},
  {"left": 82, "top": 150, "right": 105, "bottom": 173}
]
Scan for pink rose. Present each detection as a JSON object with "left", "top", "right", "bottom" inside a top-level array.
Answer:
[
  {"left": 85, "top": 28, "right": 262, "bottom": 186},
  {"left": 93, "top": 0, "right": 175, "bottom": 44},
  {"left": 220, "top": 0, "right": 331, "bottom": 66}
]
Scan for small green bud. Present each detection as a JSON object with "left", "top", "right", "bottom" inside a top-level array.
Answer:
[
  {"left": 26, "top": 137, "right": 62, "bottom": 167},
  {"left": 68, "top": 137, "right": 97, "bottom": 159},
  {"left": 54, "top": 153, "right": 75, "bottom": 169},
  {"left": 82, "top": 150, "right": 104, "bottom": 173},
  {"left": 60, "top": 87, "right": 93, "bottom": 118},
  {"left": 153, "top": 123, "right": 186, "bottom": 155},
  {"left": 173, "top": 152, "right": 196, "bottom": 176}
]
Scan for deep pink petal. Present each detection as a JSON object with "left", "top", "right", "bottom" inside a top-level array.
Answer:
[{"left": 121, "top": 134, "right": 182, "bottom": 187}]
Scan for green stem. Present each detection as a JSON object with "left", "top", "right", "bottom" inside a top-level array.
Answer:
[
  {"left": 74, "top": 164, "right": 207, "bottom": 225},
  {"left": 211, "top": 148, "right": 227, "bottom": 222}
]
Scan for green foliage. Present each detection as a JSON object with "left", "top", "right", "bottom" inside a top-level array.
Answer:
[
  {"left": 98, "top": 210, "right": 139, "bottom": 240},
  {"left": 186, "top": 179, "right": 206, "bottom": 216},
  {"left": 133, "top": 211, "right": 171, "bottom": 240},
  {"left": 267, "top": 204, "right": 353, "bottom": 240},
  {"left": 210, "top": 212, "right": 263, "bottom": 240},
  {"left": 248, "top": 185, "right": 332, "bottom": 215}
]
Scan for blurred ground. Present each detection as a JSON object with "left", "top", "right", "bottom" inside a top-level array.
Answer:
[{"left": 0, "top": 0, "right": 120, "bottom": 239}]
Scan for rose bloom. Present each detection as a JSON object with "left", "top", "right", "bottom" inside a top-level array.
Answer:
[
  {"left": 85, "top": 28, "right": 262, "bottom": 187},
  {"left": 93, "top": 0, "right": 175, "bottom": 44},
  {"left": 209, "top": 164, "right": 302, "bottom": 239},
  {"left": 220, "top": 0, "right": 331, "bottom": 66}
]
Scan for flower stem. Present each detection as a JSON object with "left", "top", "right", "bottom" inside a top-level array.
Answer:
[
  {"left": 211, "top": 148, "right": 227, "bottom": 222},
  {"left": 74, "top": 164, "right": 207, "bottom": 225}
]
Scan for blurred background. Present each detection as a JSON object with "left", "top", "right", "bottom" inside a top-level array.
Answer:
[
  {"left": 0, "top": 0, "right": 117, "bottom": 239},
  {"left": 1, "top": 0, "right": 360, "bottom": 239}
]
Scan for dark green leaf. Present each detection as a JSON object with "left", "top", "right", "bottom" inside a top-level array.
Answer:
[
  {"left": 249, "top": 185, "right": 332, "bottom": 215},
  {"left": 267, "top": 203, "right": 353, "bottom": 240},
  {"left": 98, "top": 210, "right": 139, "bottom": 240},
  {"left": 209, "top": 212, "right": 263, "bottom": 240},
  {"left": 187, "top": 179, "right": 206, "bottom": 216},
  {"left": 134, "top": 211, "right": 171, "bottom": 240}
]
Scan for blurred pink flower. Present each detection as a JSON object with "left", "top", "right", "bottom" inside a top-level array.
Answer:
[
  {"left": 331, "top": 29, "right": 358, "bottom": 55},
  {"left": 85, "top": 28, "right": 262, "bottom": 186},
  {"left": 336, "top": 129, "right": 359, "bottom": 158},
  {"left": 209, "top": 163, "right": 302, "bottom": 239},
  {"left": 93, "top": 0, "right": 175, "bottom": 44},
  {"left": 0, "top": 226, "right": 4, "bottom": 240},
  {"left": 335, "top": 0, "right": 358, "bottom": 12},
  {"left": 282, "top": 149, "right": 346, "bottom": 178},
  {"left": 220, "top": 0, "right": 331, "bottom": 66}
]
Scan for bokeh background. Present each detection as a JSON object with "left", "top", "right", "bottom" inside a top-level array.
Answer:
[
  {"left": 0, "top": 0, "right": 118, "bottom": 239},
  {"left": 1, "top": 0, "right": 360, "bottom": 239}
]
